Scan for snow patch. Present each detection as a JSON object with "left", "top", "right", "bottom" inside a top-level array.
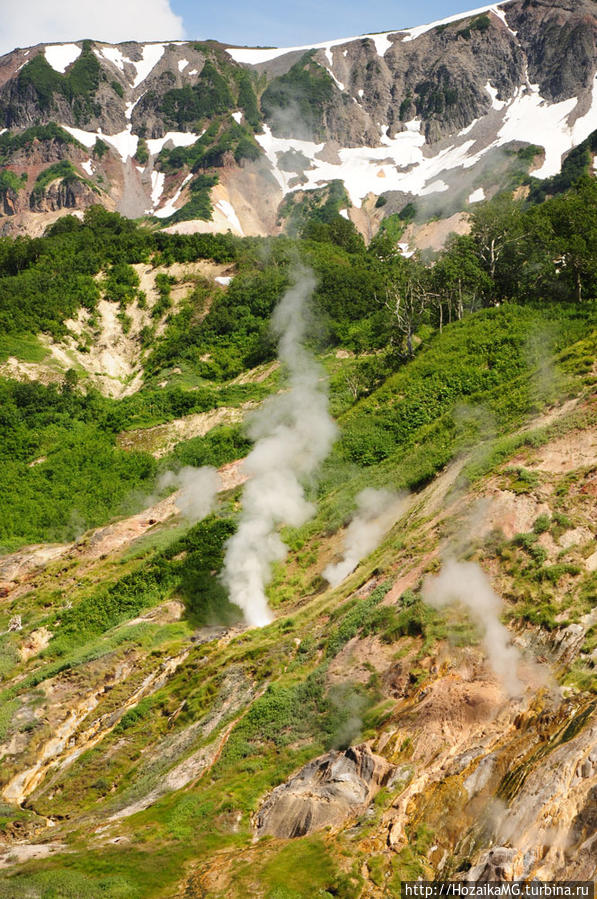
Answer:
[
  {"left": 131, "top": 44, "right": 165, "bottom": 88},
  {"left": 215, "top": 199, "right": 244, "bottom": 235},
  {"left": 339, "top": 208, "right": 349, "bottom": 220},
  {"left": 459, "top": 118, "right": 479, "bottom": 136},
  {"left": 492, "top": 5, "right": 517, "bottom": 36},
  {"left": 232, "top": 111, "right": 243, "bottom": 124},
  {"left": 226, "top": 28, "right": 397, "bottom": 66},
  {"left": 95, "top": 43, "right": 164, "bottom": 87},
  {"left": 44, "top": 44, "right": 81, "bottom": 73},
  {"left": 146, "top": 131, "right": 202, "bottom": 156},
  {"left": 106, "top": 127, "right": 139, "bottom": 162},
  {"left": 421, "top": 179, "right": 449, "bottom": 195},
  {"left": 371, "top": 33, "right": 394, "bottom": 56},
  {"left": 62, "top": 126, "right": 98, "bottom": 149},
  {"left": 358, "top": 89, "right": 364, "bottom": 99},
  {"left": 154, "top": 173, "right": 192, "bottom": 219},
  {"left": 398, "top": 242, "right": 414, "bottom": 258},
  {"left": 97, "top": 46, "right": 127, "bottom": 71},
  {"left": 468, "top": 187, "right": 485, "bottom": 203},
  {"left": 485, "top": 82, "right": 505, "bottom": 111},
  {"left": 496, "top": 89, "right": 578, "bottom": 178},
  {"left": 215, "top": 276, "right": 233, "bottom": 286},
  {"left": 62, "top": 125, "right": 138, "bottom": 161},
  {"left": 254, "top": 121, "right": 504, "bottom": 208},
  {"left": 178, "top": 59, "right": 189, "bottom": 72},
  {"left": 81, "top": 160, "right": 94, "bottom": 177},
  {"left": 150, "top": 171, "right": 165, "bottom": 208},
  {"left": 326, "top": 68, "right": 345, "bottom": 91}
]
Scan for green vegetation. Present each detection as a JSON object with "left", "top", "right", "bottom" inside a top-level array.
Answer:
[
  {"left": 0, "top": 170, "right": 27, "bottom": 198},
  {"left": 29, "top": 159, "right": 86, "bottom": 203},
  {"left": 6, "top": 42, "right": 101, "bottom": 125},
  {"left": 161, "top": 61, "right": 233, "bottom": 128},
  {"left": 93, "top": 137, "right": 109, "bottom": 159},
  {"left": 159, "top": 48, "right": 261, "bottom": 133},
  {"left": 1, "top": 173, "right": 596, "bottom": 548},
  {"left": 165, "top": 173, "right": 218, "bottom": 223},
  {"left": 0, "top": 157, "right": 596, "bottom": 898},
  {"left": 135, "top": 137, "right": 149, "bottom": 165},
  {"left": 278, "top": 181, "right": 352, "bottom": 237},
  {"left": 262, "top": 51, "right": 337, "bottom": 140},
  {"left": 0, "top": 123, "right": 83, "bottom": 163},
  {"left": 0, "top": 206, "right": 237, "bottom": 337},
  {"left": 529, "top": 129, "right": 597, "bottom": 203},
  {"left": 157, "top": 117, "right": 260, "bottom": 175},
  {"left": 457, "top": 13, "right": 491, "bottom": 39}
]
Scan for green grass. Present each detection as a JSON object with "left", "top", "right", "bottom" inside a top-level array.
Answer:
[{"left": 0, "top": 333, "right": 49, "bottom": 364}]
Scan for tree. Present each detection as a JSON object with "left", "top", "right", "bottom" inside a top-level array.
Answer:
[
  {"left": 431, "top": 234, "right": 492, "bottom": 326},
  {"left": 382, "top": 255, "right": 431, "bottom": 357},
  {"left": 543, "top": 176, "right": 597, "bottom": 303},
  {"left": 469, "top": 193, "right": 525, "bottom": 292}
]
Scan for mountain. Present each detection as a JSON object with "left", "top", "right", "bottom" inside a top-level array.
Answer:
[
  {"left": 0, "top": 0, "right": 596, "bottom": 243},
  {"left": 0, "top": 4, "right": 597, "bottom": 898}
]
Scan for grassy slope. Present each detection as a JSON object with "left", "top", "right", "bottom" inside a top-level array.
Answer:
[{"left": 0, "top": 301, "right": 595, "bottom": 896}]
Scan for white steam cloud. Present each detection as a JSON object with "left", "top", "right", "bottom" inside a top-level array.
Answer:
[
  {"left": 158, "top": 466, "right": 220, "bottom": 523},
  {"left": 422, "top": 560, "right": 522, "bottom": 697},
  {"left": 222, "top": 268, "right": 338, "bottom": 627},
  {"left": 324, "top": 488, "right": 408, "bottom": 587},
  {"left": 0, "top": 0, "right": 185, "bottom": 56}
]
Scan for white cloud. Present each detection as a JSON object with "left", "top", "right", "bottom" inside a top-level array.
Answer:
[{"left": 0, "top": 0, "right": 185, "bottom": 56}]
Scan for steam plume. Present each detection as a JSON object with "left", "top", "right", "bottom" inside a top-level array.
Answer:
[
  {"left": 158, "top": 466, "right": 221, "bottom": 522},
  {"left": 324, "top": 488, "right": 408, "bottom": 587},
  {"left": 422, "top": 559, "right": 522, "bottom": 696},
  {"left": 222, "top": 268, "right": 338, "bottom": 627}
]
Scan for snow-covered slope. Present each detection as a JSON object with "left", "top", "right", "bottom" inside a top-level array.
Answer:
[{"left": 0, "top": 0, "right": 596, "bottom": 240}]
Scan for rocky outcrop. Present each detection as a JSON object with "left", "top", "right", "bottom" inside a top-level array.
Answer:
[
  {"left": 467, "top": 847, "right": 535, "bottom": 882},
  {"left": 255, "top": 744, "right": 393, "bottom": 838},
  {"left": 508, "top": 0, "right": 597, "bottom": 103},
  {"left": 29, "top": 177, "right": 97, "bottom": 212},
  {"left": 1, "top": 185, "right": 20, "bottom": 215}
]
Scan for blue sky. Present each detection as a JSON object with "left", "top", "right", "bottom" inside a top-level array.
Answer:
[
  {"left": 171, "top": 0, "right": 485, "bottom": 47},
  {"left": 0, "top": 0, "right": 486, "bottom": 57}
]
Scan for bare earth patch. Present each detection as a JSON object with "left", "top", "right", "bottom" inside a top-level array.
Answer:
[{"left": 117, "top": 402, "right": 257, "bottom": 457}]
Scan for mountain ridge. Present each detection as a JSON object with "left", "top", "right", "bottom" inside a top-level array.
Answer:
[{"left": 0, "top": 0, "right": 596, "bottom": 243}]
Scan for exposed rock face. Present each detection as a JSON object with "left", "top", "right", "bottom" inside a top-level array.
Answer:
[
  {"left": 467, "top": 847, "right": 534, "bottom": 882},
  {"left": 28, "top": 177, "right": 97, "bottom": 212},
  {"left": 508, "top": 0, "right": 597, "bottom": 102},
  {"left": 1, "top": 186, "right": 19, "bottom": 215},
  {"left": 255, "top": 744, "right": 393, "bottom": 838}
]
